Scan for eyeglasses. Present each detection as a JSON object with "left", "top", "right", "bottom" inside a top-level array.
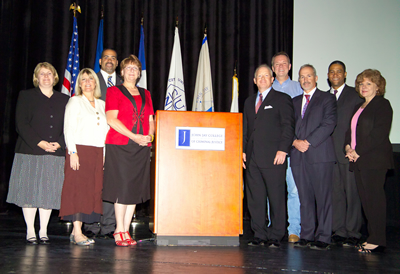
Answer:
[{"left": 124, "top": 66, "right": 139, "bottom": 72}]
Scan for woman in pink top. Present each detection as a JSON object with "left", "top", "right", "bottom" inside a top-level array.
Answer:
[{"left": 344, "top": 69, "right": 393, "bottom": 253}]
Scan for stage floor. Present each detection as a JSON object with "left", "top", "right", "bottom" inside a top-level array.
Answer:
[{"left": 1, "top": 210, "right": 399, "bottom": 273}]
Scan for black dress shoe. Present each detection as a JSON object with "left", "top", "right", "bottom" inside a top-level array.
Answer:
[
  {"left": 343, "top": 237, "right": 359, "bottom": 247},
  {"left": 266, "top": 239, "right": 280, "bottom": 248},
  {"left": 26, "top": 237, "right": 38, "bottom": 245},
  {"left": 39, "top": 237, "right": 50, "bottom": 245},
  {"left": 248, "top": 237, "right": 266, "bottom": 246},
  {"left": 84, "top": 231, "right": 97, "bottom": 238},
  {"left": 309, "top": 241, "right": 330, "bottom": 250},
  {"left": 294, "top": 239, "right": 311, "bottom": 248},
  {"left": 331, "top": 234, "right": 346, "bottom": 246},
  {"left": 98, "top": 232, "right": 114, "bottom": 239}
]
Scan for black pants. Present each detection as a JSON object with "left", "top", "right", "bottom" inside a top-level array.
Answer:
[
  {"left": 354, "top": 167, "right": 387, "bottom": 246},
  {"left": 292, "top": 161, "right": 334, "bottom": 244},
  {"left": 246, "top": 160, "right": 286, "bottom": 241},
  {"left": 332, "top": 162, "right": 362, "bottom": 238}
]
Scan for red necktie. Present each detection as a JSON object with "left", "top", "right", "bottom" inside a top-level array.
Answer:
[
  {"left": 302, "top": 94, "right": 310, "bottom": 119},
  {"left": 255, "top": 93, "right": 263, "bottom": 113}
]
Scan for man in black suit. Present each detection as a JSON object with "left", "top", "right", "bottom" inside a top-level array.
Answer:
[
  {"left": 291, "top": 64, "right": 337, "bottom": 250},
  {"left": 84, "top": 49, "right": 123, "bottom": 239},
  {"left": 328, "top": 61, "right": 363, "bottom": 247},
  {"left": 243, "top": 64, "right": 294, "bottom": 247},
  {"left": 97, "top": 49, "right": 123, "bottom": 101}
]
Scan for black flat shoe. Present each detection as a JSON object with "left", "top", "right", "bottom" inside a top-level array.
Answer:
[
  {"left": 39, "top": 237, "right": 50, "bottom": 245},
  {"left": 26, "top": 237, "right": 38, "bottom": 245},
  {"left": 294, "top": 239, "right": 311, "bottom": 248},
  {"left": 358, "top": 245, "right": 385, "bottom": 253},
  {"left": 309, "top": 241, "right": 330, "bottom": 250}
]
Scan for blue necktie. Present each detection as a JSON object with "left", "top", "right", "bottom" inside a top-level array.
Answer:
[{"left": 107, "top": 76, "right": 114, "bottom": 87}]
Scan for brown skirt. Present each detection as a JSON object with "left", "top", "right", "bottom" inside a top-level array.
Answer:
[
  {"left": 59, "top": 145, "right": 104, "bottom": 218},
  {"left": 102, "top": 143, "right": 150, "bottom": 205}
]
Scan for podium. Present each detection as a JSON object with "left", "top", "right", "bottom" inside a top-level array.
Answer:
[{"left": 153, "top": 110, "right": 243, "bottom": 246}]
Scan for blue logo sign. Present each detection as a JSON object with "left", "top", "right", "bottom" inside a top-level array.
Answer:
[{"left": 178, "top": 129, "right": 190, "bottom": 146}]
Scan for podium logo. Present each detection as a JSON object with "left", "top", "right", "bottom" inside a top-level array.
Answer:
[{"left": 178, "top": 129, "right": 190, "bottom": 146}]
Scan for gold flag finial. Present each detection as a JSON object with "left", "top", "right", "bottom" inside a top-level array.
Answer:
[
  {"left": 101, "top": 5, "right": 104, "bottom": 19},
  {"left": 69, "top": 3, "right": 81, "bottom": 17},
  {"left": 175, "top": 16, "right": 179, "bottom": 27}
]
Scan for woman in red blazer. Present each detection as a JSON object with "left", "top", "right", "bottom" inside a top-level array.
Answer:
[
  {"left": 345, "top": 69, "right": 393, "bottom": 253},
  {"left": 103, "top": 55, "right": 154, "bottom": 247}
]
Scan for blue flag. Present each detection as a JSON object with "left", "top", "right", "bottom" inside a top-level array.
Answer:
[
  {"left": 93, "top": 19, "right": 104, "bottom": 73},
  {"left": 137, "top": 25, "right": 147, "bottom": 89},
  {"left": 61, "top": 16, "right": 80, "bottom": 97}
]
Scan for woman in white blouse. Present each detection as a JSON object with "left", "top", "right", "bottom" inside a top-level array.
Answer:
[{"left": 59, "top": 68, "right": 109, "bottom": 245}]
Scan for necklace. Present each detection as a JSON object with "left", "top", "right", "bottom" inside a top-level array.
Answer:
[{"left": 89, "top": 100, "right": 95, "bottom": 102}]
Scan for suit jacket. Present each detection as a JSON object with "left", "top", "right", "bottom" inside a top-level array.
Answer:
[
  {"left": 331, "top": 85, "right": 363, "bottom": 164},
  {"left": 97, "top": 71, "right": 123, "bottom": 101},
  {"left": 345, "top": 95, "right": 394, "bottom": 170},
  {"left": 291, "top": 89, "right": 337, "bottom": 166},
  {"left": 243, "top": 88, "right": 295, "bottom": 169}
]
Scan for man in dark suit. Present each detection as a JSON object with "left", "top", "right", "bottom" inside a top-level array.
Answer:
[
  {"left": 327, "top": 61, "right": 363, "bottom": 247},
  {"left": 291, "top": 64, "right": 337, "bottom": 250},
  {"left": 84, "top": 49, "right": 123, "bottom": 239},
  {"left": 243, "top": 64, "right": 295, "bottom": 247},
  {"left": 97, "top": 49, "right": 123, "bottom": 101}
]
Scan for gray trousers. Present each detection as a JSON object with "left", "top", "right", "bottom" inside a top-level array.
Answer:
[{"left": 84, "top": 201, "right": 115, "bottom": 234}]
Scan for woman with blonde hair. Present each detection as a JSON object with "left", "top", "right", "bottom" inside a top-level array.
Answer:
[
  {"left": 59, "top": 68, "right": 109, "bottom": 245},
  {"left": 7, "top": 62, "right": 69, "bottom": 244}
]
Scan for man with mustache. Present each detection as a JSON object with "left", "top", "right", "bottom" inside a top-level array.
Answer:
[
  {"left": 291, "top": 64, "right": 337, "bottom": 250},
  {"left": 98, "top": 49, "right": 123, "bottom": 101},
  {"left": 84, "top": 49, "right": 123, "bottom": 239}
]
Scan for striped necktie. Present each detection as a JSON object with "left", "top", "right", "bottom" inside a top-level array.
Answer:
[
  {"left": 255, "top": 93, "right": 263, "bottom": 113},
  {"left": 302, "top": 94, "right": 310, "bottom": 119},
  {"left": 107, "top": 76, "right": 114, "bottom": 87}
]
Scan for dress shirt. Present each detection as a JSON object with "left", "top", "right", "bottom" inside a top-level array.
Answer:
[
  {"left": 272, "top": 77, "right": 303, "bottom": 99},
  {"left": 330, "top": 83, "right": 345, "bottom": 100},
  {"left": 255, "top": 87, "right": 272, "bottom": 107},
  {"left": 100, "top": 70, "right": 116, "bottom": 86},
  {"left": 64, "top": 95, "right": 109, "bottom": 154},
  {"left": 301, "top": 87, "right": 317, "bottom": 113}
]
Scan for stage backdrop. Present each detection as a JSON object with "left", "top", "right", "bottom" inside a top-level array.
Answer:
[{"left": 0, "top": 0, "right": 294, "bottom": 209}]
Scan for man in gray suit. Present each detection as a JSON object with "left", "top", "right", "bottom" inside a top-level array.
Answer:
[
  {"left": 84, "top": 49, "right": 122, "bottom": 239},
  {"left": 97, "top": 49, "right": 123, "bottom": 101},
  {"left": 328, "top": 61, "right": 363, "bottom": 247}
]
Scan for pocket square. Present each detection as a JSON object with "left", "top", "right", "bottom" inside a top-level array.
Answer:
[{"left": 264, "top": 105, "right": 273, "bottom": 109}]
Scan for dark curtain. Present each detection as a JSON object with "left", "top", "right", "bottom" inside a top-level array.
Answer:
[{"left": 0, "top": 0, "right": 294, "bottom": 209}]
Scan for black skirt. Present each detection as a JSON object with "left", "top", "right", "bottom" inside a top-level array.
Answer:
[{"left": 103, "top": 143, "right": 151, "bottom": 205}]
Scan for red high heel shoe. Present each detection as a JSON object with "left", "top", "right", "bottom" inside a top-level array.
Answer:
[
  {"left": 113, "top": 232, "right": 129, "bottom": 247},
  {"left": 124, "top": 231, "right": 137, "bottom": 245}
]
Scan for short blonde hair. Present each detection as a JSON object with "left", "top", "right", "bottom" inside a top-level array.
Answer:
[
  {"left": 120, "top": 54, "right": 142, "bottom": 84},
  {"left": 74, "top": 68, "right": 102, "bottom": 99},
  {"left": 33, "top": 62, "right": 59, "bottom": 87}
]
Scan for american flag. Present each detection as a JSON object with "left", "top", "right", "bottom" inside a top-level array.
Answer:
[{"left": 61, "top": 17, "right": 80, "bottom": 97}]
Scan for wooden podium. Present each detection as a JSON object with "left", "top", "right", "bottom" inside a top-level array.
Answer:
[{"left": 153, "top": 110, "right": 243, "bottom": 246}]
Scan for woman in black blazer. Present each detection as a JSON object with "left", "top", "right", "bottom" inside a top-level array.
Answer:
[
  {"left": 345, "top": 69, "right": 393, "bottom": 253},
  {"left": 6, "top": 62, "right": 69, "bottom": 244}
]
